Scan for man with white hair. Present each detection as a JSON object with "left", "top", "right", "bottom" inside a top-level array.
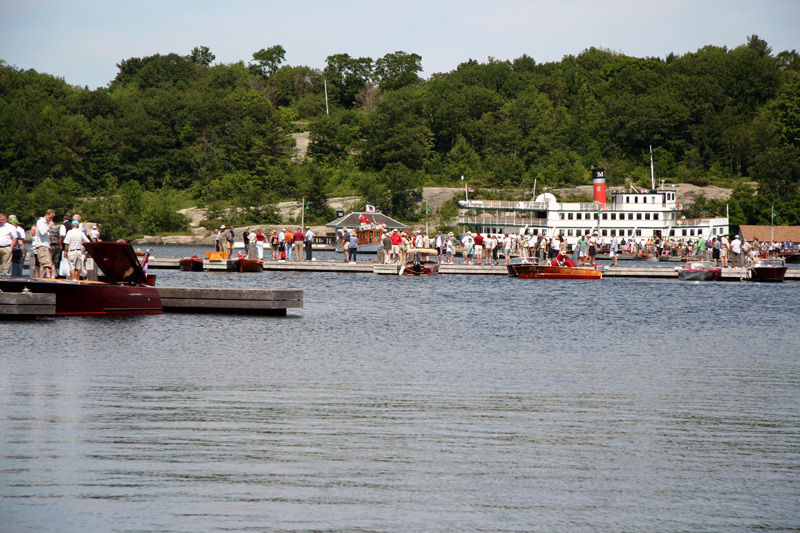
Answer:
[
  {"left": 63, "top": 219, "right": 90, "bottom": 280},
  {"left": 0, "top": 213, "right": 19, "bottom": 275}
]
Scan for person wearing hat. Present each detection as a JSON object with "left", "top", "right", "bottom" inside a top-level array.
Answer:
[
  {"left": 5, "top": 215, "right": 26, "bottom": 276},
  {"left": 90, "top": 225, "right": 100, "bottom": 242},
  {"left": 63, "top": 219, "right": 90, "bottom": 280},
  {"left": 0, "top": 213, "right": 20, "bottom": 275},
  {"left": 215, "top": 226, "right": 223, "bottom": 252}
]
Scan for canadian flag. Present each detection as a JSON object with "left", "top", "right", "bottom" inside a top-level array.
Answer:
[
  {"left": 141, "top": 252, "right": 150, "bottom": 276},
  {"left": 467, "top": 187, "right": 476, "bottom": 193},
  {"left": 365, "top": 204, "right": 376, "bottom": 212}
]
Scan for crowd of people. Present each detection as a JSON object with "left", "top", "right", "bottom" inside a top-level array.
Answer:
[
  {"left": 0, "top": 210, "right": 99, "bottom": 279},
  {"left": 213, "top": 226, "right": 317, "bottom": 262}
]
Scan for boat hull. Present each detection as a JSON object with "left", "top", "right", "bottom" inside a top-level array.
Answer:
[
  {"left": 179, "top": 257, "right": 203, "bottom": 271},
  {"left": 748, "top": 266, "right": 787, "bottom": 282},
  {"left": 238, "top": 259, "right": 263, "bottom": 273},
  {"left": 678, "top": 268, "right": 721, "bottom": 281},
  {"left": 0, "top": 277, "right": 162, "bottom": 315},
  {"left": 509, "top": 264, "right": 602, "bottom": 279}
]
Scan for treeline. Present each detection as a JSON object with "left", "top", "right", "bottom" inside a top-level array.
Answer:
[{"left": 1, "top": 36, "right": 799, "bottom": 239}]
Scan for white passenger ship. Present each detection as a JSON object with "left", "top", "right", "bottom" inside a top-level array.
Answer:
[{"left": 458, "top": 168, "right": 729, "bottom": 246}]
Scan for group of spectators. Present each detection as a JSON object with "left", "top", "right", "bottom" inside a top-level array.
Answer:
[
  {"left": 215, "top": 226, "right": 316, "bottom": 262},
  {"left": 0, "top": 210, "right": 99, "bottom": 279}
]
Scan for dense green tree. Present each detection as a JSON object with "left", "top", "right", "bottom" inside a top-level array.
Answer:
[
  {"left": 374, "top": 51, "right": 422, "bottom": 91},
  {"left": 250, "top": 45, "right": 286, "bottom": 78},
  {"left": 324, "top": 53, "right": 374, "bottom": 108}
]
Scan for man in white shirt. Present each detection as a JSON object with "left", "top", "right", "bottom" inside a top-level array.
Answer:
[
  {"left": 0, "top": 213, "right": 19, "bottom": 275},
  {"left": 304, "top": 227, "right": 315, "bottom": 261},
  {"left": 33, "top": 209, "right": 56, "bottom": 278},
  {"left": 730, "top": 235, "right": 742, "bottom": 267},
  {"left": 63, "top": 220, "right": 90, "bottom": 280}
]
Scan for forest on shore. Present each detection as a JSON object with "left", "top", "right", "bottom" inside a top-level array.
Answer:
[{"left": 1, "top": 35, "right": 799, "bottom": 240}]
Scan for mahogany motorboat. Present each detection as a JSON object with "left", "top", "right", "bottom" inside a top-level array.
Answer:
[
  {"left": 238, "top": 258, "right": 263, "bottom": 272},
  {"left": 0, "top": 242, "right": 162, "bottom": 315},
  {"left": 676, "top": 260, "right": 721, "bottom": 281},
  {"left": 179, "top": 255, "right": 203, "bottom": 271},
  {"left": 747, "top": 257, "right": 787, "bottom": 282},
  {"left": 399, "top": 248, "right": 440, "bottom": 275},
  {"left": 507, "top": 259, "right": 603, "bottom": 279}
]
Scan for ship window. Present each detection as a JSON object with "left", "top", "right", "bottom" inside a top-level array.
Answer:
[
  {"left": 625, "top": 196, "right": 630, "bottom": 203},
  {"left": 643, "top": 197, "right": 647, "bottom": 203},
  {"left": 635, "top": 197, "right": 639, "bottom": 203},
  {"left": 560, "top": 213, "right": 564, "bottom": 220},
  {"left": 653, "top": 214, "right": 659, "bottom": 220},
  {"left": 576, "top": 213, "right": 582, "bottom": 220},
  {"left": 628, "top": 229, "right": 633, "bottom": 236},
  {"left": 645, "top": 213, "right": 650, "bottom": 220},
  {"left": 637, "top": 213, "right": 642, "bottom": 220},
  {"left": 568, "top": 213, "right": 573, "bottom": 220},
  {"left": 636, "top": 229, "right": 642, "bottom": 236},
  {"left": 690, "top": 229, "right": 695, "bottom": 236},
  {"left": 628, "top": 213, "right": 634, "bottom": 220},
  {"left": 610, "top": 213, "right": 616, "bottom": 220},
  {"left": 594, "top": 213, "right": 598, "bottom": 219},
  {"left": 669, "top": 230, "right": 675, "bottom": 236},
  {"left": 682, "top": 229, "right": 687, "bottom": 236},
  {"left": 567, "top": 229, "right": 573, "bottom": 236},
  {"left": 602, "top": 213, "right": 608, "bottom": 220},
  {"left": 602, "top": 229, "right": 608, "bottom": 237}
]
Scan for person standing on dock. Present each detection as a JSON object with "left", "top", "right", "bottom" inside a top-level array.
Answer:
[
  {"left": 255, "top": 229, "right": 266, "bottom": 260},
  {"left": 304, "top": 227, "right": 315, "bottom": 261},
  {"left": 340, "top": 229, "right": 350, "bottom": 262},
  {"left": 293, "top": 228, "right": 305, "bottom": 261},
  {"left": 609, "top": 231, "right": 619, "bottom": 267},
  {"left": 0, "top": 213, "right": 19, "bottom": 275},
  {"left": 242, "top": 228, "right": 250, "bottom": 255},
  {"left": 63, "top": 219, "right": 89, "bottom": 280},
  {"left": 383, "top": 231, "right": 394, "bottom": 264},
  {"left": 474, "top": 233, "right": 484, "bottom": 264},
  {"left": 284, "top": 229, "right": 294, "bottom": 260},
  {"left": 348, "top": 230, "right": 359, "bottom": 263},
  {"left": 390, "top": 230, "right": 402, "bottom": 263},
  {"left": 33, "top": 210, "right": 55, "bottom": 278},
  {"left": 215, "top": 227, "right": 222, "bottom": 252}
]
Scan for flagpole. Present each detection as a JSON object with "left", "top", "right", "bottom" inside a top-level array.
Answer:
[
  {"left": 301, "top": 198, "right": 305, "bottom": 232},
  {"left": 771, "top": 205, "right": 774, "bottom": 242}
]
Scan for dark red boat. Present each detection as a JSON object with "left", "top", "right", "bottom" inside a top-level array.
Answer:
[
  {"left": 0, "top": 242, "right": 162, "bottom": 315},
  {"left": 747, "top": 257, "right": 787, "bottom": 282},
  {"left": 179, "top": 255, "right": 204, "bottom": 271}
]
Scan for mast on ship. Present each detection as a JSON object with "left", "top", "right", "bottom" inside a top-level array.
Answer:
[{"left": 649, "top": 145, "right": 656, "bottom": 191}]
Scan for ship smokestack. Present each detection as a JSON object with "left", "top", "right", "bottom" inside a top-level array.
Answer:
[{"left": 592, "top": 169, "right": 606, "bottom": 204}]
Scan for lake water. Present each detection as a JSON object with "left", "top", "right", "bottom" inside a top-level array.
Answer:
[{"left": 1, "top": 253, "right": 799, "bottom": 531}]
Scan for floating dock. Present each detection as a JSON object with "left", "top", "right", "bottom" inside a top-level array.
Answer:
[
  {"left": 157, "top": 287, "right": 302, "bottom": 315},
  {"left": 148, "top": 257, "right": 799, "bottom": 280},
  {"left": 0, "top": 292, "right": 55, "bottom": 318}
]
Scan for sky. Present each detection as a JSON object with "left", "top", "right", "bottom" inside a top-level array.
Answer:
[{"left": 1, "top": 0, "right": 799, "bottom": 90}]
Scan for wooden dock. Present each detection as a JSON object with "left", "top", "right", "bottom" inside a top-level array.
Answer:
[
  {"left": 0, "top": 292, "right": 55, "bottom": 318},
  {"left": 157, "top": 287, "right": 302, "bottom": 315},
  {"left": 148, "top": 257, "right": 799, "bottom": 280}
]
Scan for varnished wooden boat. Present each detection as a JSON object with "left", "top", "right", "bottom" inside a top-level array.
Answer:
[
  {"left": 507, "top": 262, "right": 603, "bottom": 279},
  {"left": 179, "top": 255, "right": 203, "bottom": 271},
  {"left": 400, "top": 248, "right": 440, "bottom": 275},
  {"left": 747, "top": 257, "right": 787, "bottom": 282},
  {"left": 238, "top": 258, "right": 263, "bottom": 272}
]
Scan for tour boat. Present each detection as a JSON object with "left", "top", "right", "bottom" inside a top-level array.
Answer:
[
  {"left": 327, "top": 211, "right": 407, "bottom": 253},
  {"left": 676, "top": 260, "right": 721, "bottom": 281},
  {"left": 0, "top": 242, "right": 162, "bottom": 315},
  {"left": 507, "top": 260, "right": 603, "bottom": 280},
  {"left": 179, "top": 255, "right": 203, "bottom": 271},
  {"left": 747, "top": 257, "right": 787, "bottom": 282},
  {"left": 458, "top": 157, "right": 729, "bottom": 248}
]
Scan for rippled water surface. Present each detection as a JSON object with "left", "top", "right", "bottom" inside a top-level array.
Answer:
[{"left": 1, "top": 262, "right": 799, "bottom": 531}]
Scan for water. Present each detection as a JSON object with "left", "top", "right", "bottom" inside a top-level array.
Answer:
[{"left": 2, "top": 261, "right": 799, "bottom": 531}]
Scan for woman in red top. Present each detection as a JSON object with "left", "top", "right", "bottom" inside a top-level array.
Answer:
[{"left": 255, "top": 230, "right": 266, "bottom": 260}]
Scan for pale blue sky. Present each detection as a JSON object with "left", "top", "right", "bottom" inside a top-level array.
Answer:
[{"left": 1, "top": 0, "right": 798, "bottom": 89}]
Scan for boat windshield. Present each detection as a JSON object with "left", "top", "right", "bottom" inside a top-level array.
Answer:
[
  {"left": 685, "top": 261, "right": 716, "bottom": 269},
  {"left": 753, "top": 258, "right": 786, "bottom": 267}
]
